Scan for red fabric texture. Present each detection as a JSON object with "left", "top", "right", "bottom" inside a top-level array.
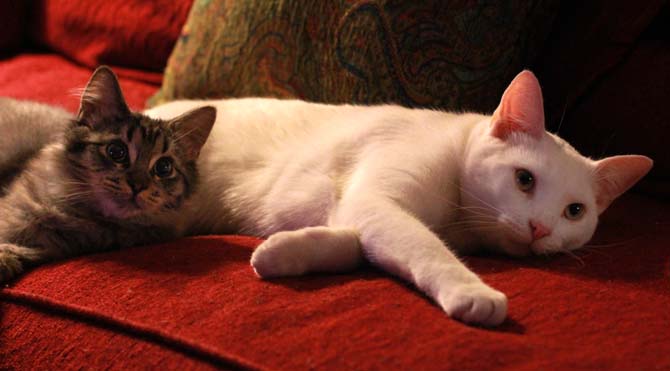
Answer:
[
  {"left": 29, "top": 0, "right": 194, "bottom": 72},
  {"left": 1, "top": 194, "right": 669, "bottom": 370},
  {"left": 0, "top": 299, "right": 222, "bottom": 370},
  {"left": 0, "top": 53, "right": 159, "bottom": 112}
]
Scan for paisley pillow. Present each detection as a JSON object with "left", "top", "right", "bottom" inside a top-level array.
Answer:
[{"left": 150, "top": 0, "right": 558, "bottom": 112}]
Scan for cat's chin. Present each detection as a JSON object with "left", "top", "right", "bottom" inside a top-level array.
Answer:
[
  {"left": 511, "top": 239, "right": 568, "bottom": 256},
  {"left": 499, "top": 243, "right": 533, "bottom": 257},
  {"left": 96, "top": 197, "right": 148, "bottom": 219},
  {"left": 495, "top": 228, "right": 534, "bottom": 257}
]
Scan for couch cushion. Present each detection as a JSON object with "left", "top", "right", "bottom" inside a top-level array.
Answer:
[
  {"left": 0, "top": 53, "right": 159, "bottom": 112},
  {"left": 1, "top": 194, "right": 669, "bottom": 370},
  {"left": 149, "top": 0, "right": 558, "bottom": 112},
  {"left": 29, "top": 0, "right": 194, "bottom": 72},
  {"left": 0, "top": 302, "right": 222, "bottom": 370}
]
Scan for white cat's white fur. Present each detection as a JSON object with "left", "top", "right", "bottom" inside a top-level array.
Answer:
[{"left": 145, "top": 71, "right": 652, "bottom": 326}]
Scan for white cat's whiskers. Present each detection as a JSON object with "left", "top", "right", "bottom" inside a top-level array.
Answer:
[
  {"left": 557, "top": 246, "right": 586, "bottom": 267},
  {"left": 455, "top": 184, "right": 507, "bottom": 217},
  {"left": 445, "top": 214, "right": 499, "bottom": 227},
  {"left": 446, "top": 218, "right": 498, "bottom": 227},
  {"left": 578, "top": 246, "right": 613, "bottom": 259},
  {"left": 383, "top": 166, "right": 529, "bottom": 237},
  {"left": 453, "top": 206, "right": 498, "bottom": 218},
  {"left": 386, "top": 166, "right": 504, "bottom": 215},
  {"left": 582, "top": 234, "right": 646, "bottom": 249},
  {"left": 448, "top": 225, "right": 501, "bottom": 234},
  {"left": 554, "top": 103, "right": 568, "bottom": 135},
  {"left": 444, "top": 216, "right": 503, "bottom": 234}
]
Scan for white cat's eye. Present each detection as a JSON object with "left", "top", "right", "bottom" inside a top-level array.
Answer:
[
  {"left": 564, "top": 203, "right": 585, "bottom": 220},
  {"left": 515, "top": 169, "right": 535, "bottom": 193}
]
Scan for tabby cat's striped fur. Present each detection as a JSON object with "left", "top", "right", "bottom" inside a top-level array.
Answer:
[{"left": 0, "top": 67, "right": 216, "bottom": 281}]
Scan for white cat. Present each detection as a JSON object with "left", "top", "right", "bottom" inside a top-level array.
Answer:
[{"left": 146, "top": 71, "right": 652, "bottom": 326}]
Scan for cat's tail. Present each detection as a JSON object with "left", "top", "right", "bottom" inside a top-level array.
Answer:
[{"left": 0, "top": 98, "right": 73, "bottom": 191}]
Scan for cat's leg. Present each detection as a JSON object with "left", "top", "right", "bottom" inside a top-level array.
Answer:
[
  {"left": 0, "top": 243, "right": 49, "bottom": 282},
  {"left": 332, "top": 195, "right": 508, "bottom": 327},
  {"left": 0, "top": 213, "right": 92, "bottom": 282},
  {"left": 251, "top": 226, "right": 362, "bottom": 278}
]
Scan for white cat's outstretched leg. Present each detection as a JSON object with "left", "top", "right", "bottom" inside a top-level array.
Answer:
[
  {"left": 333, "top": 195, "right": 508, "bottom": 327},
  {"left": 251, "top": 226, "right": 362, "bottom": 278}
]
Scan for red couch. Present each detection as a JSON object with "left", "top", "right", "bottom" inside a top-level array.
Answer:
[{"left": 1, "top": 2, "right": 669, "bottom": 370}]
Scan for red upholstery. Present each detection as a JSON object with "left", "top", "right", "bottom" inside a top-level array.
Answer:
[
  {"left": 29, "top": 0, "right": 194, "bottom": 72},
  {"left": 0, "top": 53, "right": 159, "bottom": 112}
]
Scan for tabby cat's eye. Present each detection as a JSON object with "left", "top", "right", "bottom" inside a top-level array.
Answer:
[
  {"left": 515, "top": 169, "right": 535, "bottom": 193},
  {"left": 154, "top": 157, "right": 173, "bottom": 178},
  {"left": 106, "top": 142, "right": 128, "bottom": 163},
  {"left": 564, "top": 203, "right": 585, "bottom": 220}
]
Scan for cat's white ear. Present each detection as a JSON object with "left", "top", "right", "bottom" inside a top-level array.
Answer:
[
  {"left": 169, "top": 106, "right": 217, "bottom": 160},
  {"left": 77, "top": 66, "right": 130, "bottom": 127},
  {"left": 490, "top": 70, "right": 545, "bottom": 140},
  {"left": 593, "top": 155, "right": 653, "bottom": 213}
]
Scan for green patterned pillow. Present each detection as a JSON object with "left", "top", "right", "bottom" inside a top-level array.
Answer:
[{"left": 150, "top": 0, "right": 558, "bottom": 112}]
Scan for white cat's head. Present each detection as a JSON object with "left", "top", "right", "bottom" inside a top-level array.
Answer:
[{"left": 461, "top": 71, "right": 652, "bottom": 256}]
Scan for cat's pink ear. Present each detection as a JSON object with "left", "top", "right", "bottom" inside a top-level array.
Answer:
[
  {"left": 490, "top": 70, "right": 545, "bottom": 140},
  {"left": 593, "top": 155, "right": 653, "bottom": 213}
]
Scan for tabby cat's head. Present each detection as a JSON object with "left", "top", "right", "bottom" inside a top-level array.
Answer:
[{"left": 65, "top": 66, "right": 216, "bottom": 220}]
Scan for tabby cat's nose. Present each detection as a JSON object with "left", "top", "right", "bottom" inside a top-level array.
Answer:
[
  {"left": 529, "top": 220, "right": 551, "bottom": 240},
  {"left": 127, "top": 177, "right": 148, "bottom": 195}
]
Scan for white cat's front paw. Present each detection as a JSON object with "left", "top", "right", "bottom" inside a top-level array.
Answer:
[
  {"left": 438, "top": 283, "right": 508, "bottom": 327},
  {"left": 251, "top": 232, "right": 308, "bottom": 278},
  {"left": 251, "top": 227, "right": 362, "bottom": 278}
]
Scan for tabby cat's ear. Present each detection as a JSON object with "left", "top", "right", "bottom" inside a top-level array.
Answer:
[
  {"left": 169, "top": 106, "right": 217, "bottom": 160},
  {"left": 490, "top": 70, "right": 545, "bottom": 140},
  {"left": 77, "top": 66, "right": 130, "bottom": 127},
  {"left": 593, "top": 155, "right": 653, "bottom": 214}
]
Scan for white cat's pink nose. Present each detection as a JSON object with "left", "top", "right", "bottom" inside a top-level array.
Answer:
[{"left": 529, "top": 220, "right": 551, "bottom": 240}]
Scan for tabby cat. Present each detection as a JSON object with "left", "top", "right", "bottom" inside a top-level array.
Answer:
[{"left": 0, "top": 67, "right": 216, "bottom": 281}]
